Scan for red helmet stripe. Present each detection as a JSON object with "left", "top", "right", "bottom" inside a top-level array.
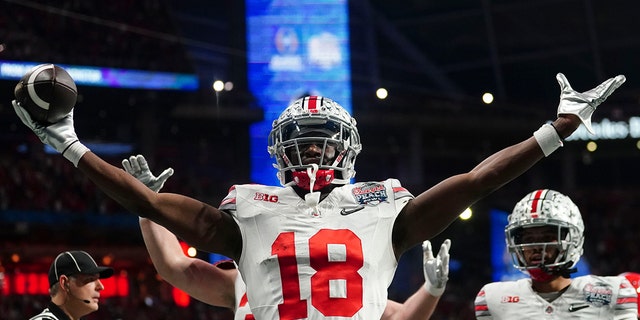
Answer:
[
  {"left": 529, "top": 189, "right": 547, "bottom": 218},
  {"left": 307, "top": 96, "right": 319, "bottom": 113}
]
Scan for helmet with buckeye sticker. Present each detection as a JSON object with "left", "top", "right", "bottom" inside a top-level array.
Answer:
[
  {"left": 505, "top": 189, "right": 584, "bottom": 282},
  {"left": 268, "top": 96, "right": 362, "bottom": 190}
]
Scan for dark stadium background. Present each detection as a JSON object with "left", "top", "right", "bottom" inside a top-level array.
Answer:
[{"left": 1, "top": 0, "right": 640, "bottom": 319}]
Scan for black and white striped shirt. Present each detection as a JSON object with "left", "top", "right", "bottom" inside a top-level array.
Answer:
[{"left": 29, "top": 302, "right": 70, "bottom": 320}]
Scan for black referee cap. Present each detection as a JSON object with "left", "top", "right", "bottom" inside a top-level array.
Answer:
[{"left": 48, "top": 251, "right": 114, "bottom": 287}]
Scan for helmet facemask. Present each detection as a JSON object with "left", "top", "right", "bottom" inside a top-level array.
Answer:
[
  {"left": 505, "top": 189, "right": 585, "bottom": 281},
  {"left": 268, "top": 96, "right": 361, "bottom": 190},
  {"left": 506, "top": 223, "right": 580, "bottom": 280}
]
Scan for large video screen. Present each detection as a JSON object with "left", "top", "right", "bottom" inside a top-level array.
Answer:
[
  {"left": 246, "top": 0, "right": 352, "bottom": 185},
  {"left": 0, "top": 60, "right": 198, "bottom": 91}
]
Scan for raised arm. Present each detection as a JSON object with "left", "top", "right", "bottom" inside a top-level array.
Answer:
[
  {"left": 12, "top": 102, "right": 242, "bottom": 259},
  {"left": 122, "top": 154, "right": 237, "bottom": 308},
  {"left": 382, "top": 240, "right": 451, "bottom": 320},
  {"left": 139, "top": 218, "right": 237, "bottom": 308},
  {"left": 393, "top": 73, "right": 626, "bottom": 253}
]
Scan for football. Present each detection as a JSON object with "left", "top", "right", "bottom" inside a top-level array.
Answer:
[{"left": 14, "top": 64, "right": 78, "bottom": 124}]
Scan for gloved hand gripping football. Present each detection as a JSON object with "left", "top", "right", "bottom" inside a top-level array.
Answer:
[
  {"left": 13, "top": 100, "right": 89, "bottom": 167},
  {"left": 422, "top": 239, "right": 451, "bottom": 297},
  {"left": 122, "top": 155, "right": 174, "bottom": 192},
  {"left": 556, "top": 73, "right": 626, "bottom": 134}
]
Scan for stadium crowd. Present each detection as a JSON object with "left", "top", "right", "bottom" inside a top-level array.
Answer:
[{"left": 2, "top": 0, "right": 193, "bottom": 73}]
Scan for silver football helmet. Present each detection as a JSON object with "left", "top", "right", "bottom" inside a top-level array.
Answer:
[
  {"left": 505, "top": 189, "right": 584, "bottom": 279},
  {"left": 268, "top": 96, "right": 362, "bottom": 190}
]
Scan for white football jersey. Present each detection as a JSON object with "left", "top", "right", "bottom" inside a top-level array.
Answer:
[
  {"left": 474, "top": 275, "right": 638, "bottom": 319},
  {"left": 234, "top": 271, "right": 253, "bottom": 320},
  {"left": 220, "top": 179, "right": 413, "bottom": 320}
]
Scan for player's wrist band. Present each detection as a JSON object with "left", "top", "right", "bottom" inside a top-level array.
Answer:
[
  {"left": 62, "top": 140, "right": 90, "bottom": 167},
  {"left": 549, "top": 123, "right": 564, "bottom": 141},
  {"left": 533, "top": 123, "right": 563, "bottom": 157}
]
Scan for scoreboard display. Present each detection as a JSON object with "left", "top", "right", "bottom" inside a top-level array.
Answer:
[{"left": 245, "top": 0, "right": 352, "bottom": 185}]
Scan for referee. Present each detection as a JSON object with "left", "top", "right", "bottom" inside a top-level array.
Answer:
[{"left": 29, "top": 251, "right": 113, "bottom": 320}]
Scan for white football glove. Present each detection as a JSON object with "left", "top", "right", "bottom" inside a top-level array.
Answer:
[
  {"left": 556, "top": 73, "right": 626, "bottom": 134},
  {"left": 423, "top": 239, "right": 451, "bottom": 297},
  {"left": 13, "top": 100, "right": 89, "bottom": 167},
  {"left": 122, "top": 154, "right": 174, "bottom": 192}
]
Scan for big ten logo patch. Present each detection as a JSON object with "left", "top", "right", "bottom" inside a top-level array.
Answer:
[
  {"left": 254, "top": 193, "right": 279, "bottom": 203},
  {"left": 501, "top": 296, "right": 520, "bottom": 303}
]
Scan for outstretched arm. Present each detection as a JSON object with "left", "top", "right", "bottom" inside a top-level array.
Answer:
[
  {"left": 393, "top": 73, "right": 626, "bottom": 253},
  {"left": 122, "top": 155, "right": 237, "bottom": 308},
  {"left": 382, "top": 240, "right": 451, "bottom": 320},
  {"left": 81, "top": 152, "right": 241, "bottom": 259},
  {"left": 12, "top": 102, "right": 242, "bottom": 259}
]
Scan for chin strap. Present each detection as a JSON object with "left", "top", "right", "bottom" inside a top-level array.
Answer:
[
  {"left": 550, "top": 261, "right": 578, "bottom": 279},
  {"left": 559, "top": 267, "right": 578, "bottom": 278},
  {"left": 528, "top": 267, "right": 555, "bottom": 282},
  {"left": 291, "top": 165, "right": 335, "bottom": 191},
  {"left": 531, "top": 262, "right": 578, "bottom": 282}
]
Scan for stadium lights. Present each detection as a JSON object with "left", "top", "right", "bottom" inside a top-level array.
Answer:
[
  {"left": 459, "top": 207, "right": 472, "bottom": 220},
  {"left": 376, "top": 87, "right": 388, "bottom": 99},
  {"left": 482, "top": 92, "right": 494, "bottom": 104},
  {"left": 212, "top": 80, "right": 225, "bottom": 92}
]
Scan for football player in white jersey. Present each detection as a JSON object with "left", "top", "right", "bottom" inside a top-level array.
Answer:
[
  {"left": 13, "top": 73, "right": 626, "bottom": 319},
  {"left": 123, "top": 154, "right": 451, "bottom": 320},
  {"left": 474, "top": 189, "right": 638, "bottom": 319}
]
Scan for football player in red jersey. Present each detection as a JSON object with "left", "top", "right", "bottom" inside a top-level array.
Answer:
[{"left": 14, "top": 73, "right": 625, "bottom": 319}]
